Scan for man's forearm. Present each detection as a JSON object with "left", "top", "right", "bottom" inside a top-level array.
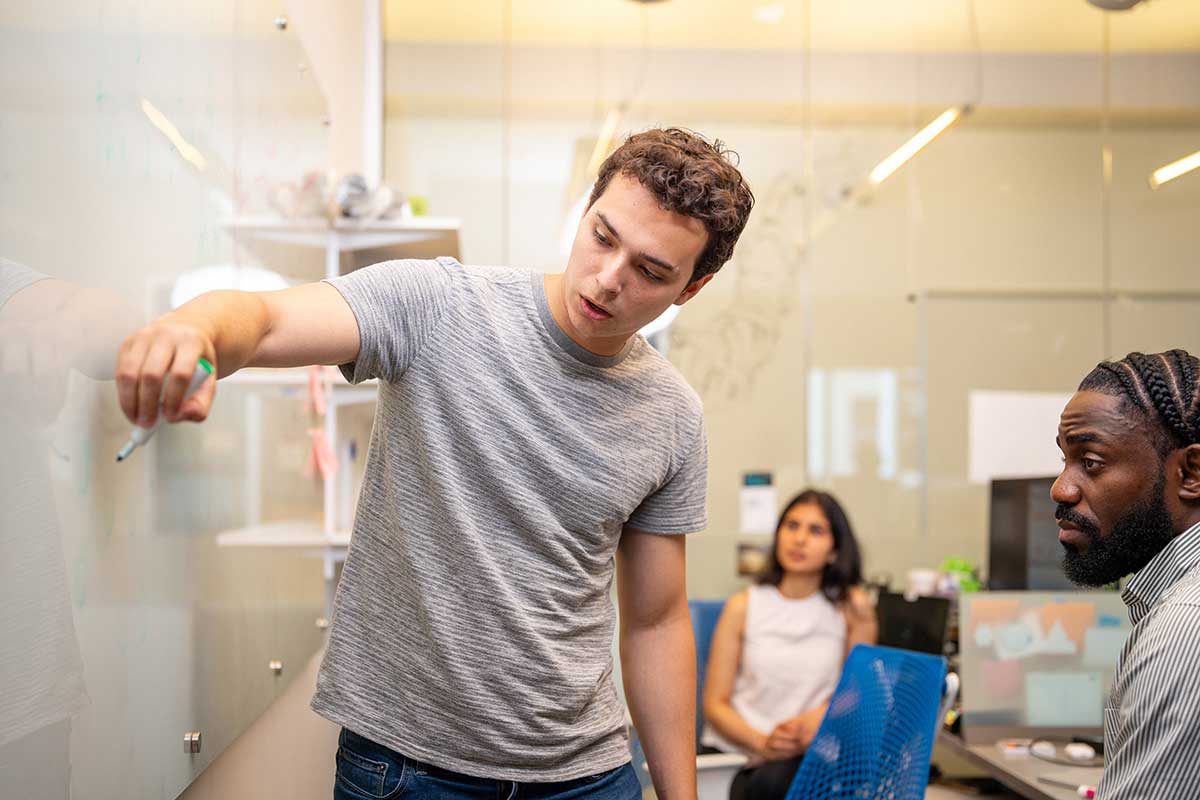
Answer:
[
  {"left": 165, "top": 290, "right": 271, "bottom": 378},
  {"left": 621, "top": 609, "right": 698, "bottom": 800}
]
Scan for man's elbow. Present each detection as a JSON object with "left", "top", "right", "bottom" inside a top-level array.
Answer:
[{"left": 622, "top": 596, "right": 691, "bottom": 634}]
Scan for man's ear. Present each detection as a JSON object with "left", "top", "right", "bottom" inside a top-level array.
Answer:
[
  {"left": 673, "top": 273, "right": 714, "bottom": 306},
  {"left": 1180, "top": 443, "right": 1200, "bottom": 503}
]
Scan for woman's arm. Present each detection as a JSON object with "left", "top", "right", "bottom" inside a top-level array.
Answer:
[{"left": 842, "top": 585, "right": 879, "bottom": 659}]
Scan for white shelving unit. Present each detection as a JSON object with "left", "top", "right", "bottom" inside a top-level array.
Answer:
[
  {"left": 214, "top": 215, "right": 461, "bottom": 614},
  {"left": 215, "top": 367, "right": 375, "bottom": 614},
  {"left": 215, "top": 520, "right": 353, "bottom": 552},
  {"left": 223, "top": 215, "right": 461, "bottom": 281}
]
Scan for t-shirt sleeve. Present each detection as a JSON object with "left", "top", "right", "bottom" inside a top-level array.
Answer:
[
  {"left": 0, "top": 258, "right": 50, "bottom": 312},
  {"left": 626, "top": 408, "right": 708, "bottom": 535},
  {"left": 323, "top": 258, "right": 456, "bottom": 384}
]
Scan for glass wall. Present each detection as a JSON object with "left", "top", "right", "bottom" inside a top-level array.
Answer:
[
  {"left": 2, "top": 3, "right": 1196, "bottom": 795},
  {"left": 0, "top": 4, "right": 329, "bottom": 797},
  {"left": 381, "top": 0, "right": 1200, "bottom": 597}
]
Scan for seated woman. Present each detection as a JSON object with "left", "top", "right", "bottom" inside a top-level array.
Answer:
[{"left": 701, "top": 489, "right": 878, "bottom": 800}]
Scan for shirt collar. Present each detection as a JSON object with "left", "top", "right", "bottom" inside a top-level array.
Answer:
[
  {"left": 1122, "top": 520, "right": 1200, "bottom": 625},
  {"left": 529, "top": 273, "right": 636, "bottom": 369}
]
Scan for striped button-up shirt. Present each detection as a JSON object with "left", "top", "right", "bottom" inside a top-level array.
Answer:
[{"left": 1098, "top": 521, "right": 1200, "bottom": 799}]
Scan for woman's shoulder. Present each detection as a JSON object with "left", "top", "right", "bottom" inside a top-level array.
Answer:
[{"left": 726, "top": 587, "right": 753, "bottom": 613}]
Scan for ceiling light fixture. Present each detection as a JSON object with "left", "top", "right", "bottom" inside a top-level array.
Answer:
[
  {"left": 586, "top": 105, "right": 626, "bottom": 177},
  {"left": 1085, "top": 0, "right": 1147, "bottom": 10},
  {"left": 752, "top": 3, "right": 786, "bottom": 24},
  {"left": 1149, "top": 149, "right": 1200, "bottom": 189},
  {"left": 141, "top": 98, "right": 207, "bottom": 172},
  {"left": 869, "top": 105, "right": 971, "bottom": 185}
]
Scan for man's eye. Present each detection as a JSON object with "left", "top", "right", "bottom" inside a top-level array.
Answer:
[
  {"left": 640, "top": 266, "right": 662, "bottom": 282},
  {"left": 1083, "top": 457, "right": 1102, "bottom": 471},
  {"left": 593, "top": 230, "right": 610, "bottom": 246}
]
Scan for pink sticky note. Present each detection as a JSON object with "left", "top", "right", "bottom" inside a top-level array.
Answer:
[{"left": 981, "top": 659, "right": 1021, "bottom": 700}]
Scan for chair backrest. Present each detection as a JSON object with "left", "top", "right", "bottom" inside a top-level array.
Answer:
[
  {"left": 785, "top": 644, "right": 947, "bottom": 800},
  {"left": 689, "top": 599, "right": 726, "bottom": 746}
]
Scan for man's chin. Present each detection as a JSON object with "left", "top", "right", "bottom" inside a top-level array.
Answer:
[{"left": 1061, "top": 552, "right": 1118, "bottom": 587}]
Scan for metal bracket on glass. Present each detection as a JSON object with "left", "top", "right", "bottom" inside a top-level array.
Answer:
[{"left": 184, "top": 731, "right": 202, "bottom": 754}]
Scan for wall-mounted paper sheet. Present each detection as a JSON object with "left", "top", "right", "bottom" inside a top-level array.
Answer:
[
  {"left": 739, "top": 472, "right": 777, "bottom": 535},
  {"left": 968, "top": 390, "right": 1074, "bottom": 485}
]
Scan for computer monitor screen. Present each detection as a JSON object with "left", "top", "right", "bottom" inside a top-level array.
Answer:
[
  {"left": 958, "top": 591, "right": 1131, "bottom": 744},
  {"left": 988, "top": 477, "right": 1076, "bottom": 591},
  {"left": 875, "top": 592, "right": 950, "bottom": 655}
]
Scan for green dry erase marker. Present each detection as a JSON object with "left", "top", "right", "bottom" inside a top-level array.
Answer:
[{"left": 115, "top": 357, "right": 213, "bottom": 462}]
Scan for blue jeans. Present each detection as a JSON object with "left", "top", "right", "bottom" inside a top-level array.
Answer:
[{"left": 333, "top": 729, "right": 642, "bottom": 800}]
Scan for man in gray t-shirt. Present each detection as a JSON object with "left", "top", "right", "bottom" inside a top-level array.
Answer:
[{"left": 116, "top": 128, "right": 754, "bottom": 798}]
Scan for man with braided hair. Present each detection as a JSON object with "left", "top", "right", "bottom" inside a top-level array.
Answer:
[{"left": 1053, "top": 348, "right": 1200, "bottom": 799}]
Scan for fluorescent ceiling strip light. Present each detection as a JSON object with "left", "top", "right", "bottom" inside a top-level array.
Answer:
[
  {"left": 869, "top": 106, "right": 968, "bottom": 185},
  {"left": 1149, "top": 149, "right": 1200, "bottom": 189},
  {"left": 586, "top": 106, "right": 624, "bottom": 176},
  {"left": 141, "top": 98, "right": 207, "bottom": 172}
]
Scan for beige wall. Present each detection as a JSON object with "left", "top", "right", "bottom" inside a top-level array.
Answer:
[{"left": 381, "top": 47, "right": 1200, "bottom": 600}]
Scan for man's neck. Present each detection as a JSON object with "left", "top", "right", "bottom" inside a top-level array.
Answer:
[
  {"left": 1179, "top": 513, "right": 1200, "bottom": 537},
  {"left": 542, "top": 272, "right": 630, "bottom": 357}
]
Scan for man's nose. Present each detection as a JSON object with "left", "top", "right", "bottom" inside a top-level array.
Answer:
[
  {"left": 596, "top": 255, "right": 624, "bottom": 295},
  {"left": 1050, "top": 471, "right": 1079, "bottom": 506}
]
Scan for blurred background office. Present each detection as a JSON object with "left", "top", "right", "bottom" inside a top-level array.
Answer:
[{"left": 1, "top": 1, "right": 1197, "bottom": 798}]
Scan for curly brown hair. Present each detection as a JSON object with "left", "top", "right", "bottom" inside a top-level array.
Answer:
[{"left": 588, "top": 128, "right": 754, "bottom": 282}]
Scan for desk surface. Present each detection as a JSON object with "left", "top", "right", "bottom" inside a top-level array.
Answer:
[{"left": 939, "top": 732, "right": 1104, "bottom": 800}]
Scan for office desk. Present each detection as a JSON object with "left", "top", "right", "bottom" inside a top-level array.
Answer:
[{"left": 938, "top": 732, "right": 1104, "bottom": 800}]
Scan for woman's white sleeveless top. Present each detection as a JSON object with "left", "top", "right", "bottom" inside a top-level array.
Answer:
[{"left": 701, "top": 584, "right": 846, "bottom": 754}]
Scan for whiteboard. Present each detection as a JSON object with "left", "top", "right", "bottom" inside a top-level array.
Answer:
[
  {"left": 0, "top": 6, "right": 331, "bottom": 798},
  {"left": 967, "top": 390, "right": 1074, "bottom": 486}
]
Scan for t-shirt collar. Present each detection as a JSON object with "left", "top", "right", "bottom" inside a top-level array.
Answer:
[{"left": 530, "top": 273, "right": 636, "bottom": 369}]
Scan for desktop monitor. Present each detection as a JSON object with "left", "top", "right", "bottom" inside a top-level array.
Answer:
[
  {"left": 988, "top": 477, "right": 1076, "bottom": 591},
  {"left": 958, "top": 591, "right": 1131, "bottom": 745},
  {"left": 875, "top": 592, "right": 950, "bottom": 656}
]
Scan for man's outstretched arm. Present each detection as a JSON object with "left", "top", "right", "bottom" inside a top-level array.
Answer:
[{"left": 115, "top": 281, "right": 360, "bottom": 427}]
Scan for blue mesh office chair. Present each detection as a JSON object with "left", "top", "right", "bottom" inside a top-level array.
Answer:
[
  {"left": 784, "top": 644, "right": 950, "bottom": 800},
  {"left": 690, "top": 599, "right": 727, "bottom": 744},
  {"left": 689, "top": 599, "right": 749, "bottom": 800}
]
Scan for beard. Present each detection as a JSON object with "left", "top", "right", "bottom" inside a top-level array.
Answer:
[{"left": 1059, "top": 472, "right": 1176, "bottom": 588}]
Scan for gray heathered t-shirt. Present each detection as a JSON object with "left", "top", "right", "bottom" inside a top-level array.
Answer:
[{"left": 311, "top": 257, "right": 708, "bottom": 781}]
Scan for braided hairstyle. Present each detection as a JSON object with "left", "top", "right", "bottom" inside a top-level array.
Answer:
[{"left": 1078, "top": 349, "right": 1200, "bottom": 457}]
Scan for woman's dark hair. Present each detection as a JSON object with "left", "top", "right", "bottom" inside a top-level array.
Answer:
[{"left": 757, "top": 489, "right": 863, "bottom": 604}]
